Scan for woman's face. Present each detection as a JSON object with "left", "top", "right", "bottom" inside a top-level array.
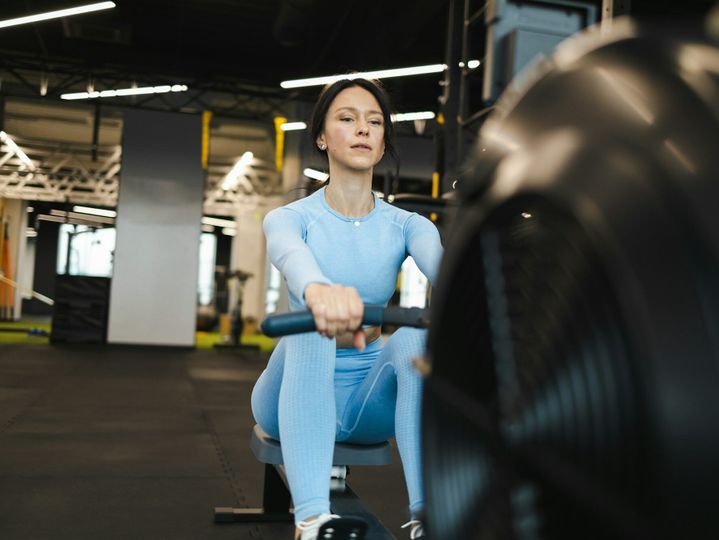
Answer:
[{"left": 317, "top": 86, "right": 386, "bottom": 173}]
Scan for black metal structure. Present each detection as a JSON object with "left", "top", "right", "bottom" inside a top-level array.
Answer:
[
  {"left": 438, "top": 0, "right": 600, "bottom": 196},
  {"left": 215, "top": 425, "right": 395, "bottom": 539},
  {"left": 423, "top": 17, "right": 719, "bottom": 540}
]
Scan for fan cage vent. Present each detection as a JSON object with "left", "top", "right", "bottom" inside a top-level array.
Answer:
[{"left": 425, "top": 197, "right": 649, "bottom": 538}]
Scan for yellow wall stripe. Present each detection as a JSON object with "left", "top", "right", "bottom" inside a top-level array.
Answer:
[
  {"left": 274, "top": 116, "right": 287, "bottom": 172},
  {"left": 201, "top": 111, "right": 212, "bottom": 169}
]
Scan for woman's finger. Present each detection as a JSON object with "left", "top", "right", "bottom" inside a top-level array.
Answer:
[
  {"left": 313, "top": 302, "right": 328, "bottom": 336},
  {"left": 352, "top": 328, "right": 366, "bottom": 352},
  {"left": 329, "top": 285, "right": 349, "bottom": 334},
  {"left": 348, "top": 288, "right": 363, "bottom": 330},
  {"left": 325, "top": 292, "right": 339, "bottom": 337}
]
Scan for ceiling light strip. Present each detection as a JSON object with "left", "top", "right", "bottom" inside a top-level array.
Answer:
[
  {"left": 0, "top": 2, "right": 116, "bottom": 30},
  {"left": 221, "top": 152, "right": 254, "bottom": 191},
  {"left": 280, "top": 122, "right": 307, "bottom": 132},
  {"left": 61, "top": 84, "right": 188, "bottom": 100},
  {"left": 280, "top": 60, "right": 480, "bottom": 89},
  {"left": 281, "top": 112, "right": 435, "bottom": 131},
  {"left": 281, "top": 64, "right": 446, "bottom": 89},
  {"left": 73, "top": 205, "right": 117, "bottom": 218},
  {"left": 391, "top": 111, "right": 436, "bottom": 122},
  {"left": 202, "top": 216, "right": 236, "bottom": 228},
  {"left": 304, "top": 168, "right": 329, "bottom": 182}
]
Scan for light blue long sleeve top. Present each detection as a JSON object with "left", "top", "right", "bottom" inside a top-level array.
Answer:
[{"left": 263, "top": 186, "right": 443, "bottom": 312}]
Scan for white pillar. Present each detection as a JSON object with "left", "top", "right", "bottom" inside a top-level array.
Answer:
[{"left": 108, "top": 109, "right": 203, "bottom": 346}]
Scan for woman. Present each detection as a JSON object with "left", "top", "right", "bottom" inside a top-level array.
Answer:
[{"left": 252, "top": 77, "right": 442, "bottom": 540}]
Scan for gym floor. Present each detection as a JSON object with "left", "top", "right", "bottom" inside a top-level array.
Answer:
[{"left": 0, "top": 344, "right": 410, "bottom": 539}]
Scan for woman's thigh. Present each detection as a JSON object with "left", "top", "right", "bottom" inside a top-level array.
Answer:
[
  {"left": 250, "top": 337, "right": 287, "bottom": 440},
  {"left": 336, "top": 345, "right": 398, "bottom": 444},
  {"left": 337, "top": 327, "right": 427, "bottom": 444},
  {"left": 250, "top": 332, "right": 337, "bottom": 439}
]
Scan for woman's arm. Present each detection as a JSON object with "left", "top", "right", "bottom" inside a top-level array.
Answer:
[
  {"left": 263, "top": 207, "right": 332, "bottom": 302},
  {"left": 264, "top": 207, "right": 366, "bottom": 348},
  {"left": 405, "top": 213, "right": 443, "bottom": 285}
]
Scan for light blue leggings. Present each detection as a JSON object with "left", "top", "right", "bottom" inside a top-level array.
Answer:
[{"left": 251, "top": 327, "right": 427, "bottom": 524}]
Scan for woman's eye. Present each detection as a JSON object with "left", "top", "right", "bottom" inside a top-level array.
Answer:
[
  {"left": 341, "top": 117, "right": 354, "bottom": 122},
  {"left": 370, "top": 119, "right": 383, "bottom": 126}
]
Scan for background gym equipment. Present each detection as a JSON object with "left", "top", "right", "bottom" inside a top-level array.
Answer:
[
  {"left": 215, "top": 305, "right": 430, "bottom": 539},
  {"left": 422, "top": 19, "right": 719, "bottom": 540},
  {"left": 213, "top": 269, "right": 258, "bottom": 350},
  {"left": 50, "top": 275, "right": 110, "bottom": 344}
]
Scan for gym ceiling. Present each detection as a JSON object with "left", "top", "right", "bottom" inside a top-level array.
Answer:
[
  {"left": 0, "top": 0, "right": 715, "bottom": 212},
  {"left": 3, "top": 1, "right": 713, "bottom": 119},
  {"left": 0, "top": 0, "right": 448, "bottom": 113}
]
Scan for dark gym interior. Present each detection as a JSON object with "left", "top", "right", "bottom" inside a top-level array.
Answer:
[{"left": 1, "top": 1, "right": 718, "bottom": 539}]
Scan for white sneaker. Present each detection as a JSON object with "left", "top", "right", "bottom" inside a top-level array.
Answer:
[
  {"left": 297, "top": 513, "right": 340, "bottom": 540},
  {"left": 401, "top": 519, "right": 426, "bottom": 539}
]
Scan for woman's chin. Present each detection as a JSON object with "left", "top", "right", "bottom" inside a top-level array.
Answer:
[{"left": 350, "top": 156, "right": 382, "bottom": 170}]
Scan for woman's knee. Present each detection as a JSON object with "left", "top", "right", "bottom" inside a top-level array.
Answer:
[
  {"left": 389, "top": 327, "right": 427, "bottom": 354},
  {"left": 386, "top": 327, "right": 427, "bottom": 374},
  {"left": 251, "top": 373, "right": 281, "bottom": 439}
]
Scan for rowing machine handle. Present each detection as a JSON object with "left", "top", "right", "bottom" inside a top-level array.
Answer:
[{"left": 261, "top": 305, "right": 430, "bottom": 337}]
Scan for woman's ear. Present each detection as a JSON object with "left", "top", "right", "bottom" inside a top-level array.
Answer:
[{"left": 316, "top": 135, "right": 327, "bottom": 151}]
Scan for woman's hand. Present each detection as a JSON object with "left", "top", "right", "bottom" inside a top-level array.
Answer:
[{"left": 304, "top": 283, "right": 366, "bottom": 350}]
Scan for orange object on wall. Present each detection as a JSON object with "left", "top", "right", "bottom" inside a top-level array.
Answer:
[{"left": 0, "top": 199, "right": 12, "bottom": 319}]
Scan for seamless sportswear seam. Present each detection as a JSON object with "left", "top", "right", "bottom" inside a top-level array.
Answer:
[
  {"left": 339, "top": 362, "right": 396, "bottom": 437},
  {"left": 281, "top": 205, "right": 324, "bottom": 235},
  {"left": 402, "top": 212, "right": 418, "bottom": 237}
]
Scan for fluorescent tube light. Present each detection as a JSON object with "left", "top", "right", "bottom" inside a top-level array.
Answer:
[
  {"left": 222, "top": 227, "right": 237, "bottom": 237},
  {"left": 280, "top": 113, "right": 435, "bottom": 131},
  {"left": 26, "top": 229, "right": 37, "bottom": 238},
  {"left": 202, "top": 216, "right": 236, "bottom": 229},
  {"left": 50, "top": 209, "right": 114, "bottom": 224},
  {"left": 0, "top": 2, "right": 115, "bottom": 29},
  {"left": 391, "top": 111, "right": 436, "bottom": 122},
  {"left": 280, "top": 121, "right": 307, "bottom": 131},
  {"left": 221, "top": 151, "right": 254, "bottom": 191},
  {"left": 61, "top": 84, "right": 188, "bottom": 100},
  {"left": 0, "top": 131, "right": 35, "bottom": 170},
  {"left": 281, "top": 60, "right": 482, "bottom": 89},
  {"left": 281, "top": 64, "right": 446, "bottom": 89},
  {"left": 303, "top": 168, "right": 329, "bottom": 182},
  {"left": 73, "top": 205, "right": 117, "bottom": 218},
  {"left": 201, "top": 224, "right": 215, "bottom": 233}
]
